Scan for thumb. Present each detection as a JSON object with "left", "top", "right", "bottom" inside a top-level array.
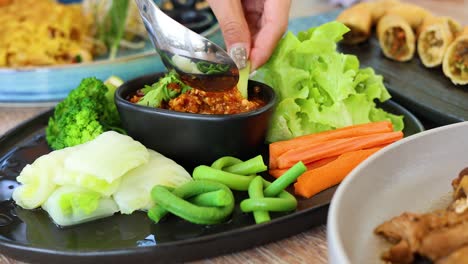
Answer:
[{"left": 207, "top": 0, "right": 251, "bottom": 68}]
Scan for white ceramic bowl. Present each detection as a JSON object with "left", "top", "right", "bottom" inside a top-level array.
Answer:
[{"left": 327, "top": 121, "right": 468, "bottom": 264}]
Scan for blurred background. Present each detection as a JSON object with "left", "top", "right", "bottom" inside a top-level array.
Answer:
[{"left": 0, "top": 0, "right": 466, "bottom": 134}]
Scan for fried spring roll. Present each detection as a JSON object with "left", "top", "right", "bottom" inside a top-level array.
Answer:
[
  {"left": 418, "top": 16, "right": 462, "bottom": 67},
  {"left": 336, "top": 2, "right": 373, "bottom": 44},
  {"left": 368, "top": 0, "right": 401, "bottom": 23},
  {"left": 377, "top": 14, "right": 416, "bottom": 62},
  {"left": 386, "top": 3, "right": 431, "bottom": 30},
  {"left": 443, "top": 27, "right": 468, "bottom": 85}
]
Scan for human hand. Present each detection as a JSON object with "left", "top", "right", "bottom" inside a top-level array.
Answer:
[{"left": 206, "top": 0, "right": 291, "bottom": 71}]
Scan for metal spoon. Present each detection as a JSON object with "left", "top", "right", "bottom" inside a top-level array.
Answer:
[{"left": 135, "top": 0, "right": 239, "bottom": 92}]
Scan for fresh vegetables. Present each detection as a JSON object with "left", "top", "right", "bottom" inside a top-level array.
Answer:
[
  {"left": 192, "top": 155, "right": 268, "bottom": 191},
  {"left": 269, "top": 156, "right": 338, "bottom": 179},
  {"left": 148, "top": 181, "right": 235, "bottom": 225},
  {"left": 189, "top": 189, "right": 232, "bottom": 207},
  {"left": 269, "top": 120, "right": 393, "bottom": 168},
  {"left": 270, "top": 121, "right": 403, "bottom": 198},
  {"left": 12, "top": 149, "right": 70, "bottom": 210},
  {"left": 193, "top": 166, "right": 257, "bottom": 191},
  {"left": 215, "top": 155, "right": 267, "bottom": 175},
  {"left": 276, "top": 131, "right": 403, "bottom": 169},
  {"left": 64, "top": 131, "right": 149, "bottom": 183},
  {"left": 149, "top": 155, "right": 306, "bottom": 225},
  {"left": 252, "top": 21, "right": 404, "bottom": 143},
  {"left": 242, "top": 182, "right": 297, "bottom": 213},
  {"left": 13, "top": 131, "right": 191, "bottom": 226},
  {"left": 113, "top": 150, "right": 192, "bottom": 214},
  {"left": 241, "top": 162, "right": 306, "bottom": 224},
  {"left": 42, "top": 185, "right": 119, "bottom": 227},
  {"left": 136, "top": 70, "right": 192, "bottom": 108},
  {"left": 295, "top": 148, "right": 382, "bottom": 198},
  {"left": 263, "top": 162, "right": 307, "bottom": 197},
  {"left": 46, "top": 76, "right": 124, "bottom": 150},
  {"left": 237, "top": 61, "right": 251, "bottom": 98},
  {"left": 246, "top": 176, "right": 269, "bottom": 223}
]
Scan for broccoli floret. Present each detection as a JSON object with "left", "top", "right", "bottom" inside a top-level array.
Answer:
[{"left": 46, "top": 77, "right": 124, "bottom": 150}]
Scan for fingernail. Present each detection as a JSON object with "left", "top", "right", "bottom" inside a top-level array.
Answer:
[{"left": 229, "top": 43, "right": 248, "bottom": 69}]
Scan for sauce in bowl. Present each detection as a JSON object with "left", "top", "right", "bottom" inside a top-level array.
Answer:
[{"left": 127, "top": 82, "right": 265, "bottom": 115}]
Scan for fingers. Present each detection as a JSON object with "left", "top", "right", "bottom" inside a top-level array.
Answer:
[
  {"left": 242, "top": 0, "right": 264, "bottom": 36},
  {"left": 207, "top": 0, "right": 251, "bottom": 68},
  {"left": 249, "top": 0, "right": 291, "bottom": 70}
]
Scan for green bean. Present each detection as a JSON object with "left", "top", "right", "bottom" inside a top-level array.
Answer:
[
  {"left": 224, "top": 155, "right": 267, "bottom": 175},
  {"left": 240, "top": 191, "right": 297, "bottom": 212},
  {"left": 248, "top": 176, "right": 270, "bottom": 224},
  {"left": 192, "top": 165, "right": 256, "bottom": 191},
  {"left": 188, "top": 189, "right": 231, "bottom": 207},
  {"left": 147, "top": 204, "right": 167, "bottom": 223},
  {"left": 264, "top": 161, "right": 306, "bottom": 197},
  {"left": 211, "top": 156, "right": 243, "bottom": 170},
  {"left": 148, "top": 185, "right": 231, "bottom": 222},
  {"left": 149, "top": 181, "right": 234, "bottom": 225}
]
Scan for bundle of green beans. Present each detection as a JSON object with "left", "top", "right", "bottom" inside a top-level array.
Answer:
[{"left": 148, "top": 155, "right": 306, "bottom": 225}]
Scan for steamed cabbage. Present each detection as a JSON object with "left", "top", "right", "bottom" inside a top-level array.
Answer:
[
  {"left": 113, "top": 150, "right": 192, "bottom": 214},
  {"left": 13, "top": 131, "right": 191, "bottom": 226},
  {"left": 12, "top": 148, "right": 70, "bottom": 209},
  {"left": 42, "top": 186, "right": 119, "bottom": 227},
  {"left": 54, "top": 170, "right": 122, "bottom": 197},
  {"left": 64, "top": 131, "right": 149, "bottom": 183}
]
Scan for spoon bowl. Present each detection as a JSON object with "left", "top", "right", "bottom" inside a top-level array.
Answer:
[{"left": 135, "top": 0, "right": 239, "bottom": 92}]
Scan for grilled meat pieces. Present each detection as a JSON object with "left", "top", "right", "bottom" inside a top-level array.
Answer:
[{"left": 375, "top": 170, "right": 468, "bottom": 263}]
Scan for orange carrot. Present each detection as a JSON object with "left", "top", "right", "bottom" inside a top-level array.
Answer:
[
  {"left": 269, "top": 121, "right": 393, "bottom": 168},
  {"left": 276, "top": 131, "right": 403, "bottom": 169},
  {"left": 269, "top": 156, "right": 338, "bottom": 178},
  {"left": 294, "top": 147, "right": 382, "bottom": 198}
]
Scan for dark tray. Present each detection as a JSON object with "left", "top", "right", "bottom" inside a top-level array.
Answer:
[
  {"left": 288, "top": 11, "right": 468, "bottom": 125},
  {"left": 0, "top": 100, "right": 422, "bottom": 264}
]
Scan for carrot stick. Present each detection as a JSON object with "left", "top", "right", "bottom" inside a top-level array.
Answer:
[
  {"left": 269, "top": 121, "right": 393, "bottom": 168},
  {"left": 269, "top": 156, "right": 338, "bottom": 178},
  {"left": 276, "top": 131, "right": 403, "bottom": 169},
  {"left": 294, "top": 147, "right": 382, "bottom": 198}
]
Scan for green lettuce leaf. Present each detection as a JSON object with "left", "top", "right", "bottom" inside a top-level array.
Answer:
[
  {"left": 253, "top": 21, "right": 404, "bottom": 142},
  {"left": 370, "top": 108, "right": 405, "bottom": 131}
]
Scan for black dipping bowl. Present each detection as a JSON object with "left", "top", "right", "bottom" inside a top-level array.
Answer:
[{"left": 115, "top": 72, "right": 276, "bottom": 169}]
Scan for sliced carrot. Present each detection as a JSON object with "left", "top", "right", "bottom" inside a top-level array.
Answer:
[
  {"left": 276, "top": 131, "right": 403, "bottom": 169},
  {"left": 269, "top": 156, "right": 338, "bottom": 178},
  {"left": 294, "top": 147, "right": 382, "bottom": 198},
  {"left": 269, "top": 121, "right": 393, "bottom": 168}
]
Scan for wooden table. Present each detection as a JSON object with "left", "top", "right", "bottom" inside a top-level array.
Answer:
[{"left": 0, "top": 1, "right": 465, "bottom": 263}]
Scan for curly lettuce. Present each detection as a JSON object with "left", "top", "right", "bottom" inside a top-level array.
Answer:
[{"left": 253, "top": 21, "right": 403, "bottom": 143}]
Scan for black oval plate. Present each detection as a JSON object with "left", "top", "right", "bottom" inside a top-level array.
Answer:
[
  {"left": 289, "top": 10, "right": 468, "bottom": 125},
  {"left": 0, "top": 100, "right": 423, "bottom": 264}
]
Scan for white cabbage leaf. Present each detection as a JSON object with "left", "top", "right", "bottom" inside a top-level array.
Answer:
[
  {"left": 54, "top": 170, "right": 122, "bottom": 197},
  {"left": 64, "top": 131, "right": 150, "bottom": 183},
  {"left": 12, "top": 148, "right": 71, "bottom": 209},
  {"left": 113, "top": 149, "right": 192, "bottom": 214},
  {"left": 42, "top": 185, "right": 119, "bottom": 227}
]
